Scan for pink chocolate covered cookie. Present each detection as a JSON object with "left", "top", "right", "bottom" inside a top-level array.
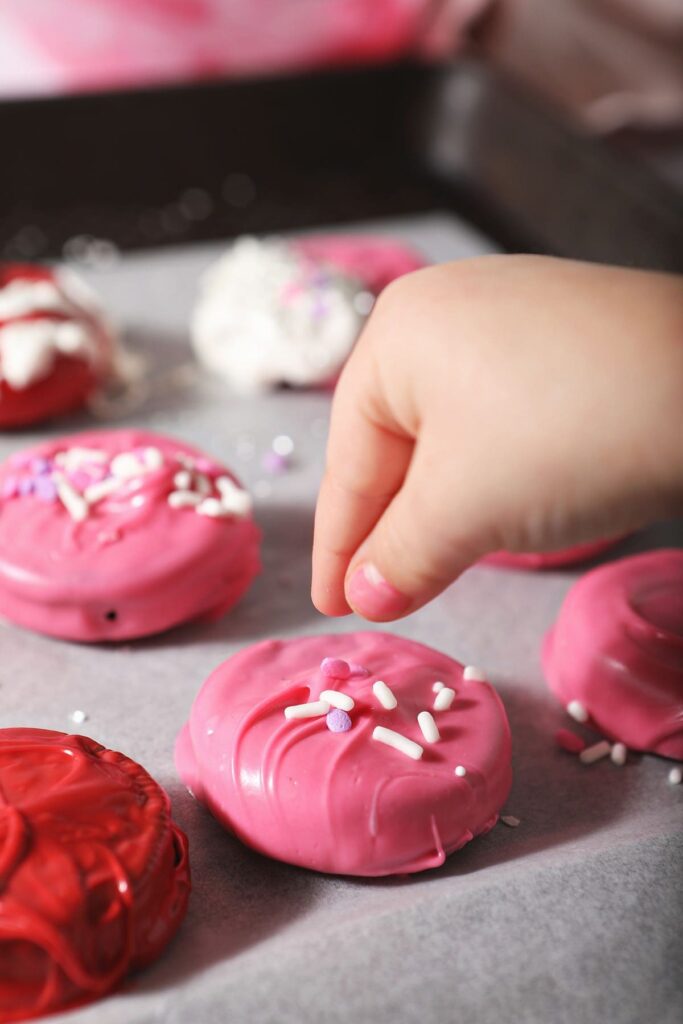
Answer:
[
  {"left": 543, "top": 549, "right": 683, "bottom": 759},
  {"left": 0, "top": 263, "right": 116, "bottom": 428},
  {"left": 175, "top": 631, "right": 512, "bottom": 877},
  {"left": 0, "top": 429, "right": 260, "bottom": 641}
]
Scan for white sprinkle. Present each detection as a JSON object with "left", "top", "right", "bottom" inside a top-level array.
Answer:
[
  {"left": 83, "top": 476, "right": 121, "bottom": 504},
  {"left": 501, "top": 815, "right": 520, "bottom": 828},
  {"left": 579, "top": 740, "right": 612, "bottom": 765},
  {"left": 111, "top": 452, "right": 145, "bottom": 479},
  {"left": 373, "top": 680, "right": 397, "bottom": 710},
  {"left": 432, "top": 681, "right": 445, "bottom": 692},
  {"left": 143, "top": 447, "right": 164, "bottom": 470},
  {"left": 454, "top": 765, "right": 467, "bottom": 777},
  {"left": 173, "top": 470, "right": 192, "bottom": 490},
  {"left": 434, "top": 687, "right": 456, "bottom": 711},
  {"left": 284, "top": 700, "right": 330, "bottom": 720},
  {"left": 372, "top": 726, "right": 423, "bottom": 760},
  {"left": 56, "top": 447, "right": 108, "bottom": 468},
  {"left": 131, "top": 494, "right": 145, "bottom": 508},
  {"left": 175, "top": 452, "right": 195, "bottom": 469},
  {"left": 567, "top": 700, "right": 589, "bottom": 723},
  {"left": 168, "top": 490, "right": 202, "bottom": 508},
  {"left": 69, "top": 709, "right": 88, "bottom": 725},
  {"left": 194, "top": 472, "right": 213, "bottom": 496},
  {"left": 610, "top": 742, "right": 627, "bottom": 766},
  {"left": 668, "top": 767, "right": 682, "bottom": 785},
  {"left": 463, "top": 665, "right": 486, "bottom": 681},
  {"left": 216, "top": 476, "right": 253, "bottom": 516},
  {"left": 197, "top": 497, "right": 229, "bottom": 518},
  {"left": 353, "top": 290, "right": 375, "bottom": 316},
  {"left": 55, "top": 476, "right": 89, "bottom": 522},
  {"left": 320, "top": 690, "right": 355, "bottom": 712},
  {"left": 272, "top": 434, "right": 294, "bottom": 457},
  {"left": 417, "top": 711, "right": 440, "bottom": 743}
]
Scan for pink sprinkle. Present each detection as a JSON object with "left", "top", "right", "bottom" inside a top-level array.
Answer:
[
  {"left": 85, "top": 463, "right": 107, "bottom": 481},
  {"left": 321, "top": 657, "right": 351, "bottom": 680},
  {"left": 348, "top": 662, "right": 370, "bottom": 677},
  {"left": 262, "top": 451, "right": 289, "bottom": 475},
  {"left": 1, "top": 476, "right": 19, "bottom": 499},
  {"left": 9, "top": 452, "right": 32, "bottom": 469},
  {"left": 555, "top": 729, "right": 587, "bottom": 754}
]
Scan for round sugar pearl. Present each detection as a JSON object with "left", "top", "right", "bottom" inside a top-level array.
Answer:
[
  {"left": 321, "top": 657, "right": 351, "bottom": 679},
  {"left": 326, "top": 709, "right": 352, "bottom": 733}
]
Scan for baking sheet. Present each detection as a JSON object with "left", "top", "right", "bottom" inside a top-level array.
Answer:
[{"left": 1, "top": 213, "right": 681, "bottom": 1024}]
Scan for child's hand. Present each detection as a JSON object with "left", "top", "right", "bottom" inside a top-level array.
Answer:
[{"left": 312, "top": 255, "right": 683, "bottom": 620}]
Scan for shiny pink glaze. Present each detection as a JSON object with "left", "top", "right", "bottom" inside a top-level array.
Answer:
[
  {"left": 176, "top": 631, "right": 512, "bottom": 877},
  {"left": 485, "top": 538, "right": 621, "bottom": 570},
  {"left": 0, "top": 728, "right": 190, "bottom": 1022},
  {"left": 543, "top": 549, "right": 683, "bottom": 759},
  {"left": 295, "top": 235, "right": 425, "bottom": 294},
  {"left": 0, "top": 429, "right": 260, "bottom": 642}
]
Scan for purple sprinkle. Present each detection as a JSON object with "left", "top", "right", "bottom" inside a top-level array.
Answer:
[
  {"left": 30, "top": 457, "right": 52, "bottom": 475},
  {"left": 34, "top": 476, "right": 58, "bottom": 502},
  {"left": 326, "top": 709, "right": 352, "bottom": 733},
  {"left": 18, "top": 477, "right": 35, "bottom": 496},
  {"left": 261, "top": 450, "right": 289, "bottom": 475},
  {"left": 321, "top": 657, "right": 351, "bottom": 680},
  {"left": 2, "top": 476, "right": 19, "bottom": 499}
]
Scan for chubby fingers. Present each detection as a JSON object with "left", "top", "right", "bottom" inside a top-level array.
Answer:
[{"left": 311, "top": 331, "right": 413, "bottom": 616}]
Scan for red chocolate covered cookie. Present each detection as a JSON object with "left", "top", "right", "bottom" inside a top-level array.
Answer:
[{"left": 0, "top": 728, "right": 190, "bottom": 1022}]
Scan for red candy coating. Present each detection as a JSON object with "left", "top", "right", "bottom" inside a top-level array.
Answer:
[{"left": 0, "top": 729, "right": 190, "bottom": 1022}]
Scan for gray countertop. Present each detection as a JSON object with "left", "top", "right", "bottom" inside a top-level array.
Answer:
[{"left": 1, "top": 214, "right": 681, "bottom": 1024}]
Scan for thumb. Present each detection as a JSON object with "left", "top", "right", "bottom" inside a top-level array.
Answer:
[{"left": 343, "top": 442, "right": 493, "bottom": 621}]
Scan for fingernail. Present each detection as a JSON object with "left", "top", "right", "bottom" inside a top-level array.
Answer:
[{"left": 346, "top": 563, "right": 411, "bottom": 620}]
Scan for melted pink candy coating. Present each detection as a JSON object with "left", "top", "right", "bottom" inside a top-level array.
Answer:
[
  {"left": 294, "top": 235, "right": 425, "bottom": 294},
  {"left": 0, "top": 428, "right": 260, "bottom": 642},
  {"left": 543, "top": 549, "right": 683, "bottom": 760},
  {"left": 175, "top": 631, "right": 512, "bottom": 877}
]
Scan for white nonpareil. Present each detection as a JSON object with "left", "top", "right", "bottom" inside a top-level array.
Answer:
[{"left": 191, "top": 236, "right": 366, "bottom": 392}]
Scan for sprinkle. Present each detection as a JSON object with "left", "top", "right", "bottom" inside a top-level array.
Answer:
[
  {"left": 262, "top": 451, "right": 289, "bottom": 474},
  {"left": 463, "top": 665, "right": 486, "bottom": 681},
  {"left": 143, "top": 447, "right": 164, "bottom": 470},
  {"left": 432, "top": 681, "right": 445, "bottom": 693},
  {"left": 168, "top": 490, "right": 202, "bottom": 508},
  {"left": 372, "top": 726, "right": 423, "bottom": 760},
  {"left": 668, "top": 767, "right": 682, "bottom": 785},
  {"left": 320, "top": 689, "right": 355, "bottom": 712},
  {"left": 55, "top": 476, "right": 88, "bottom": 522},
  {"left": 610, "top": 743, "right": 627, "bottom": 766},
  {"left": 567, "top": 700, "right": 589, "bottom": 723},
  {"left": 348, "top": 662, "right": 370, "bottom": 677},
  {"left": 2, "top": 476, "right": 19, "bottom": 499},
  {"left": 284, "top": 700, "right": 330, "bottom": 720},
  {"left": 216, "top": 477, "right": 252, "bottom": 516},
  {"left": 175, "top": 452, "right": 195, "bottom": 469},
  {"left": 454, "top": 765, "right": 467, "bottom": 777},
  {"left": 353, "top": 290, "right": 375, "bottom": 316},
  {"left": 174, "top": 470, "right": 192, "bottom": 489},
  {"left": 433, "top": 687, "right": 456, "bottom": 711},
  {"left": 131, "top": 495, "right": 145, "bottom": 508},
  {"left": 110, "top": 452, "right": 145, "bottom": 479},
  {"left": 272, "top": 435, "right": 294, "bottom": 457},
  {"left": 34, "top": 476, "right": 57, "bottom": 502},
  {"left": 197, "top": 497, "right": 229, "bottom": 518},
  {"left": 19, "top": 478, "right": 35, "bottom": 496},
  {"left": 326, "top": 709, "right": 352, "bottom": 733},
  {"left": 579, "top": 740, "right": 612, "bottom": 765},
  {"left": 68, "top": 470, "right": 92, "bottom": 491},
  {"left": 30, "top": 457, "right": 51, "bottom": 475},
  {"left": 373, "top": 680, "right": 398, "bottom": 710},
  {"left": 321, "top": 657, "right": 351, "bottom": 680},
  {"left": 417, "top": 711, "right": 440, "bottom": 743},
  {"left": 69, "top": 709, "right": 88, "bottom": 725},
  {"left": 84, "top": 477, "right": 121, "bottom": 504},
  {"left": 555, "top": 729, "right": 587, "bottom": 754},
  {"left": 501, "top": 815, "right": 520, "bottom": 828}
]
